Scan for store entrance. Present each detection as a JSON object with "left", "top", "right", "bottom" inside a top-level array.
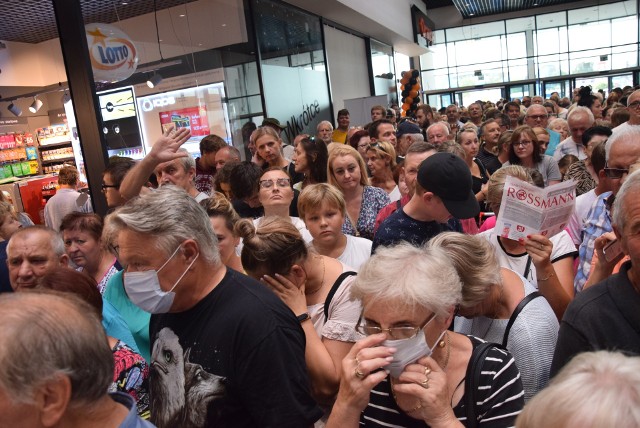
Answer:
[{"left": 542, "top": 79, "right": 571, "bottom": 99}]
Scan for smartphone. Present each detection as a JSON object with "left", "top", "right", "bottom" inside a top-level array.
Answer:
[{"left": 603, "top": 239, "right": 623, "bottom": 263}]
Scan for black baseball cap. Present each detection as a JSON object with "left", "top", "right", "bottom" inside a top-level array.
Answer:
[
  {"left": 417, "top": 152, "right": 480, "bottom": 219},
  {"left": 396, "top": 121, "right": 421, "bottom": 138}
]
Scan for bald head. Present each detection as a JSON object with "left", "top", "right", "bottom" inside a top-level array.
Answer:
[
  {"left": 0, "top": 291, "right": 113, "bottom": 416},
  {"left": 525, "top": 104, "right": 550, "bottom": 128},
  {"left": 7, "top": 227, "right": 68, "bottom": 291}
]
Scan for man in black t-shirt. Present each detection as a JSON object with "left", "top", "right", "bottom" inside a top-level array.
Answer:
[
  {"left": 373, "top": 152, "right": 479, "bottom": 252},
  {"left": 106, "top": 186, "right": 321, "bottom": 428}
]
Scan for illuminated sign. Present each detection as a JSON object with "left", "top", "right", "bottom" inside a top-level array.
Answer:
[
  {"left": 140, "top": 97, "right": 176, "bottom": 112},
  {"left": 98, "top": 87, "right": 137, "bottom": 121},
  {"left": 86, "top": 23, "right": 138, "bottom": 83}
]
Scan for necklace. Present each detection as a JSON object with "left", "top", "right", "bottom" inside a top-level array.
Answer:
[
  {"left": 304, "top": 256, "right": 325, "bottom": 296},
  {"left": 439, "top": 331, "right": 451, "bottom": 370}
]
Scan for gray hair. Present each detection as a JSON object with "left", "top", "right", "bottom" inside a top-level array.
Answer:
[
  {"left": 0, "top": 291, "right": 113, "bottom": 406},
  {"left": 567, "top": 105, "right": 594, "bottom": 125},
  {"left": 605, "top": 124, "right": 640, "bottom": 161},
  {"left": 613, "top": 169, "right": 640, "bottom": 233},
  {"left": 105, "top": 185, "right": 220, "bottom": 264},
  {"left": 317, "top": 120, "right": 333, "bottom": 132},
  {"left": 427, "top": 232, "right": 502, "bottom": 308},
  {"left": 516, "top": 351, "right": 640, "bottom": 427},
  {"left": 548, "top": 118, "right": 568, "bottom": 130},
  {"left": 427, "top": 122, "right": 450, "bottom": 136},
  {"left": 8, "top": 226, "right": 65, "bottom": 258},
  {"left": 351, "top": 242, "right": 461, "bottom": 318},
  {"left": 176, "top": 148, "right": 196, "bottom": 172},
  {"left": 627, "top": 90, "right": 640, "bottom": 106}
]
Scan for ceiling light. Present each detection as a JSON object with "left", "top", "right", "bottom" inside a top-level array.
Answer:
[
  {"left": 222, "top": 24, "right": 227, "bottom": 27},
  {"left": 121, "top": 1, "right": 128, "bottom": 4},
  {"left": 29, "top": 97, "right": 43, "bottom": 113},
  {"left": 469, "top": 13, "right": 475, "bottom": 16},
  {"left": 7, "top": 103, "right": 22, "bottom": 117},
  {"left": 147, "top": 73, "right": 163, "bottom": 89},
  {"left": 179, "top": 14, "right": 186, "bottom": 17}
]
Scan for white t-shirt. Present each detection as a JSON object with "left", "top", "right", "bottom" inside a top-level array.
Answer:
[
  {"left": 566, "top": 189, "right": 598, "bottom": 246},
  {"left": 307, "top": 262, "right": 361, "bottom": 342},
  {"left": 612, "top": 121, "right": 640, "bottom": 134},
  {"left": 479, "top": 229, "right": 577, "bottom": 288},
  {"left": 388, "top": 185, "right": 401, "bottom": 203},
  {"left": 336, "top": 235, "right": 372, "bottom": 272}
]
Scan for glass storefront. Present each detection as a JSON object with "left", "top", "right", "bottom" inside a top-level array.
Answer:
[{"left": 422, "top": 0, "right": 638, "bottom": 96}]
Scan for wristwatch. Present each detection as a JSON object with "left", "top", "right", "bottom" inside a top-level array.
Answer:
[{"left": 297, "top": 312, "right": 311, "bottom": 323}]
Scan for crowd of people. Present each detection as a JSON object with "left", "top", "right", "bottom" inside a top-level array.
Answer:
[{"left": 2, "top": 84, "right": 640, "bottom": 427}]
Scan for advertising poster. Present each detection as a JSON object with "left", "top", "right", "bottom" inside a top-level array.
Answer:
[
  {"left": 495, "top": 176, "right": 577, "bottom": 240},
  {"left": 159, "top": 106, "right": 210, "bottom": 137}
]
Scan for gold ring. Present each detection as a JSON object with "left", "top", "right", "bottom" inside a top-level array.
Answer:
[
  {"left": 424, "top": 366, "right": 431, "bottom": 376},
  {"left": 539, "top": 244, "right": 544, "bottom": 250},
  {"left": 420, "top": 378, "right": 429, "bottom": 389},
  {"left": 355, "top": 367, "right": 366, "bottom": 379}
]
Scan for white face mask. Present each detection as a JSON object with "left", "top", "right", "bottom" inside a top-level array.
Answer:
[
  {"left": 124, "top": 245, "right": 199, "bottom": 314},
  {"left": 383, "top": 317, "right": 446, "bottom": 378}
]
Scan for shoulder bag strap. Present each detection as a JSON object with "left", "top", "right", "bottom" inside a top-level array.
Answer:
[
  {"left": 522, "top": 255, "right": 532, "bottom": 279},
  {"left": 464, "top": 341, "right": 494, "bottom": 428},
  {"left": 502, "top": 292, "right": 542, "bottom": 347},
  {"left": 323, "top": 271, "right": 357, "bottom": 323}
]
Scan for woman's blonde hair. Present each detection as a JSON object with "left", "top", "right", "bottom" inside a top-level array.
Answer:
[
  {"left": 516, "top": 351, "right": 640, "bottom": 428},
  {"left": 252, "top": 125, "right": 282, "bottom": 145},
  {"left": 427, "top": 232, "right": 501, "bottom": 308},
  {"left": 327, "top": 144, "right": 369, "bottom": 189},
  {"left": 367, "top": 141, "right": 397, "bottom": 169},
  {"left": 234, "top": 216, "right": 307, "bottom": 278},
  {"left": 0, "top": 201, "right": 17, "bottom": 222},
  {"left": 297, "top": 183, "right": 346, "bottom": 220},
  {"left": 486, "top": 165, "right": 532, "bottom": 213},
  {"left": 200, "top": 192, "right": 240, "bottom": 234}
]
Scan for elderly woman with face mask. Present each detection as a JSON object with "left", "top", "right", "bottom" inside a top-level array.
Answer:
[{"left": 327, "top": 243, "right": 524, "bottom": 428}]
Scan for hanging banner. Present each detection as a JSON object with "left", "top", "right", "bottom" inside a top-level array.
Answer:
[{"left": 86, "top": 23, "right": 138, "bottom": 83}]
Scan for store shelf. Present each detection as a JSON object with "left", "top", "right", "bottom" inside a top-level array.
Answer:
[
  {"left": 38, "top": 140, "right": 73, "bottom": 150},
  {"left": 41, "top": 156, "right": 75, "bottom": 165}
]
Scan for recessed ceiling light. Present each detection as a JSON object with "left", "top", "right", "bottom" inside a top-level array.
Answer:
[
  {"left": 121, "top": 1, "right": 127, "bottom": 4},
  {"left": 469, "top": 13, "right": 475, "bottom": 16},
  {"left": 159, "top": 39, "right": 163, "bottom": 42},
  {"left": 179, "top": 14, "right": 186, "bottom": 17},
  {"left": 222, "top": 23, "right": 227, "bottom": 27},
  {"left": 198, "top": 43, "right": 202, "bottom": 46}
]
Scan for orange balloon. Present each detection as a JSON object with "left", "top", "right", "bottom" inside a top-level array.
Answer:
[
  {"left": 402, "top": 103, "right": 410, "bottom": 111},
  {"left": 401, "top": 77, "right": 410, "bottom": 85},
  {"left": 404, "top": 97, "right": 413, "bottom": 105},
  {"left": 401, "top": 84, "right": 406, "bottom": 91},
  {"left": 409, "top": 90, "right": 418, "bottom": 98},
  {"left": 413, "top": 83, "right": 421, "bottom": 91}
]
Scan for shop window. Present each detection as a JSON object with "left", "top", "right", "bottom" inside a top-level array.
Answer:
[{"left": 252, "top": 0, "right": 331, "bottom": 144}]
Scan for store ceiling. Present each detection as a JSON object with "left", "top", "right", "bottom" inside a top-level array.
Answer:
[
  {"left": 0, "top": 0, "right": 198, "bottom": 44},
  {"left": 433, "top": 0, "right": 583, "bottom": 18}
]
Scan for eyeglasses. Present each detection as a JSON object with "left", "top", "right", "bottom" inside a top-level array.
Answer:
[
  {"left": 526, "top": 114, "right": 548, "bottom": 120},
  {"left": 512, "top": 140, "right": 533, "bottom": 147},
  {"left": 604, "top": 164, "right": 629, "bottom": 179},
  {"left": 628, "top": 101, "right": 640, "bottom": 109},
  {"left": 369, "top": 143, "right": 388, "bottom": 154},
  {"left": 101, "top": 183, "right": 119, "bottom": 191},
  {"left": 259, "top": 178, "right": 291, "bottom": 189},
  {"left": 355, "top": 313, "right": 435, "bottom": 340}
]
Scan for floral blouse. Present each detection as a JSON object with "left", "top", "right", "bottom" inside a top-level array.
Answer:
[{"left": 342, "top": 185, "right": 390, "bottom": 240}]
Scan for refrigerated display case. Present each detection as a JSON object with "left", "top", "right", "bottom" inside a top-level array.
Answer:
[{"left": 0, "top": 174, "right": 59, "bottom": 224}]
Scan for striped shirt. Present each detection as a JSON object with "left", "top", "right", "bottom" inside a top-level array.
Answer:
[{"left": 359, "top": 336, "right": 524, "bottom": 427}]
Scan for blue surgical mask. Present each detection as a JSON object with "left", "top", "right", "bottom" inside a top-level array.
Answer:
[
  {"left": 124, "top": 245, "right": 199, "bottom": 314},
  {"left": 383, "top": 318, "right": 446, "bottom": 378}
]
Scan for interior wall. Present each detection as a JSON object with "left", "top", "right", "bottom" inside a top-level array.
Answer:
[{"left": 323, "top": 25, "right": 370, "bottom": 122}]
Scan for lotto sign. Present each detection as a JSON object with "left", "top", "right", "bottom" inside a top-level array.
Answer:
[{"left": 86, "top": 23, "right": 138, "bottom": 83}]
